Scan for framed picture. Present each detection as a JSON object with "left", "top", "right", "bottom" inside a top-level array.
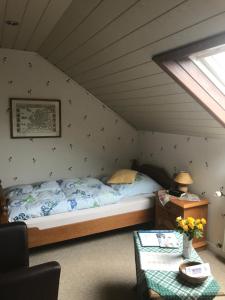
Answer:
[{"left": 10, "top": 98, "right": 61, "bottom": 138}]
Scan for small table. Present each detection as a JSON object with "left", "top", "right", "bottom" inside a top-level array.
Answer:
[
  {"left": 134, "top": 230, "right": 220, "bottom": 299},
  {"left": 155, "top": 191, "right": 208, "bottom": 248}
]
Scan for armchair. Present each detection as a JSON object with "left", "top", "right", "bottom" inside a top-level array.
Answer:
[{"left": 0, "top": 222, "right": 61, "bottom": 300}]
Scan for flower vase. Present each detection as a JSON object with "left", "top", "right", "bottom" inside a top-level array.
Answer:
[{"left": 183, "top": 234, "right": 192, "bottom": 259}]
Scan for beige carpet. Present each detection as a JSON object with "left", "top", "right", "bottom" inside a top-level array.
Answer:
[{"left": 30, "top": 229, "right": 225, "bottom": 300}]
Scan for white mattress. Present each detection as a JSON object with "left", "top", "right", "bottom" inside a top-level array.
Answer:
[{"left": 25, "top": 193, "right": 155, "bottom": 230}]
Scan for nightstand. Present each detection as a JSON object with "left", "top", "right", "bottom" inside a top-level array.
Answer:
[{"left": 155, "top": 192, "right": 208, "bottom": 248}]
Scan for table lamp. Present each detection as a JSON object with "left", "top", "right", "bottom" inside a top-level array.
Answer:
[{"left": 174, "top": 171, "right": 193, "bottom": 193}]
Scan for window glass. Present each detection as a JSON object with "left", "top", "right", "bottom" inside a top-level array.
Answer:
[{"left": 191, "top": 46, "right": 225, "bottom": 95}]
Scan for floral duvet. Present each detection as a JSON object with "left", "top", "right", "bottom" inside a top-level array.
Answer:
[{"left": 5, "top": 178, "right": 121, "bottom": 222}]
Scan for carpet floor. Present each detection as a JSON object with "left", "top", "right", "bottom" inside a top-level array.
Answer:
[{"left": 30, "top": 229, "right": 225, "bottom": 300}]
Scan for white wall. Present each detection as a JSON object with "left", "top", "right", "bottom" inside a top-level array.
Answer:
[
  {"left": 139, "top": 131, "right": 225, "bottom": 248},
  {"left": 0, "top": 49, "right": 138, "bottom": 187}
]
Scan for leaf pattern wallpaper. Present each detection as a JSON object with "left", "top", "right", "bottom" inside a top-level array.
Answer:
[
  {"left": 138, "top": 131, "right": 225, "bottom": 248},
  {"left": 0, "top": 49, "right": 137, "bottom": 187}
]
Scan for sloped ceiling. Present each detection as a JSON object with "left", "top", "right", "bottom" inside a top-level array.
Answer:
[{"left": 1, "top": 0, "right": 225, "bottom": 138}]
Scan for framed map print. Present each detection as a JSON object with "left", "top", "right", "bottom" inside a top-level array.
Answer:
[{"left": 10, "top": 98, "right": 61, "bottom": 138}]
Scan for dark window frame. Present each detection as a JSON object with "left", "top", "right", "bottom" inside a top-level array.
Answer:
[{"left": 152, "top": 32, "right": 225, "bottom": 127}]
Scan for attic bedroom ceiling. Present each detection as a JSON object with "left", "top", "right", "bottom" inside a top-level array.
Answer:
[{"left": 1, "top": 0, "right": 225, "bottom": 138}]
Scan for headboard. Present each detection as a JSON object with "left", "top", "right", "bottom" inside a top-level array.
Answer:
[
  {"left": 132, "top": 160, "right": 172, "bottom": 189},
  {"left": 0, "top": 180, "right": 8, "bottom": 224}
]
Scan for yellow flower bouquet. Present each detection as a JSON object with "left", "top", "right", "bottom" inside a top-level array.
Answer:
[{"left": 176, "top": 216, "right": 206, "bottom": 240}]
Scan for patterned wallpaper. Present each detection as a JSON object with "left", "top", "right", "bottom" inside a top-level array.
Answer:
[
  {"left": 138, "top": 131, "right": 225, "bottom": 249},
  {"left": 0, "top": 49, "right": 138, "bottom": 187}
]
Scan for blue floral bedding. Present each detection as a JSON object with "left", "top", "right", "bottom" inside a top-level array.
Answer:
[
  {"left": 6, "top": 173, "right": 161, "bottom": 222},
  {"left": 6, "top": 178, "right": 121, "bottom": 222},
  {"left": 59, "top": 177, "right": 121, "bottom": 209}
]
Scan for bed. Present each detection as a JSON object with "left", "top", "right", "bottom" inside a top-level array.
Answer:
[{"left": 0, "top": 162, "right": 171, "bottom": 248}]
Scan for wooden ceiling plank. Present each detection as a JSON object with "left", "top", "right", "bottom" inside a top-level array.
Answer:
[
  {"left": 166, "top": 131, "right": 225, "bottom": 138},
  {"left": 25, "top": 0, "right": 72, "bottom": 51},
  {"left": 38, "top": 0, "right": 103, "bottom": 57},
  {"left": 47, "top": 0, "right": 138, "bottom": 64},
  {"left": 102, "top": 91, "right": 186, "bottom": 103},
  {"left": 124, "top": 117, "right": 225, "bottom": 133},
  {"left": 138, "top": 124, "right": 225, "bottom": 134},
  {"left": 98, "top": 83, "right": 184, "bottom": 101},
  {"left": 118, "top": 110, "right": 214, "bottom": 131},
  {"left": 164, "top": 132, "right": 225, "bottom": 138},
  {"left": 132, "top": 123, "right": 222, "bottom": 132},
  {"left": 141, "top": 129, "right": 225, "bottom": 138},
  {"left": 84, "top": 71, "right": 164, "bottom": 90},
  {"left": 89, "top": 72, "right": 173, "bottom": 94},
  {"left": 111, "top": 100, "right": 194, "bottom": 107},
  {"left": 64, "top": 0, "right": 225, "bottom": 75},
  {"left": 0, "top": 0, "right": 7, "bottom": 46},
  {"left": 140, "top": 128, "right": 225, "bottom": 138},
  {"left": 104, "top": 93, "right": 194, "bottom": 106},
  {"left": 57, "top": 0, "right": 183, "bottom": 70},
  {"left": 112, "top": 102, "right": 204, "bottom": 113},
  {"left": 127, "top": 117, "right": 220, "bottom": 128},
  {"left": 13, "top": 0, "right": 49, "bottom": 49},
  {"left": 2, "top": 0, "right": 28, "bottom": 48},
  {"left": 71, "top": 50, "right": 152, "bottom": 82},
  {"left": 119, "top": 110, "right": 211, "bottom": 119},
  {"left": 85, "top": 71, "right": 163, "bottom": 90},
  {"left": 80, "top": 61, "right": 161, "bottom": 87},
  {"left": 111, "top": 101, "right": 195, "bottom": 108},
  {"left": 95, "top": 81, "right": 183, "bottom": 97}
]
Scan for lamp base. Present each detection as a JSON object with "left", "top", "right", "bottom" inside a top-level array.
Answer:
[{"left": 177, "top": 185, "right": 188, "bottom": 193}]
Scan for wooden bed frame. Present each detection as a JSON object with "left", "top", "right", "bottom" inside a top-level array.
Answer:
[{"left": 0, "top": 162, "right": 171, "bottom": 248}]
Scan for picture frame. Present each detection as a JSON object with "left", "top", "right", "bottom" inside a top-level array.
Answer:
[{"left": 10, "top": 98, "right": 61, "bottom": 138}]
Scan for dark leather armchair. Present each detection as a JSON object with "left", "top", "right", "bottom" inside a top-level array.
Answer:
[{"left": 0, "top": 222, "right": 61, "bottom": 300}]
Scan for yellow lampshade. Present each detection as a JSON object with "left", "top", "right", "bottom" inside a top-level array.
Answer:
[{"left": 174, "top": 171, "right": 193, "bottom": 185}]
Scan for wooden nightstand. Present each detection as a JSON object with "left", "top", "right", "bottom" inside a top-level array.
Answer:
[{"left": 155, "top": 192, "right": 208, "bottom": 248}]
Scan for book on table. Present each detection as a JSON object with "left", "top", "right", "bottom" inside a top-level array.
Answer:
[{"left": 138, "top": 231, "right": 179, "bottom": 248}]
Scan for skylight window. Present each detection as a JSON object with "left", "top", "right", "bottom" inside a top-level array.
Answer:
[
  {"left": 191, "top": 46, "right": 225, "bottom": 96},
  {"left": 153, "top": 32, "right": 225, "bottom": 127}
]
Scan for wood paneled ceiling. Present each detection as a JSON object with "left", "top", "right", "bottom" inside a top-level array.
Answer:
[{"left": 1, "top": 0, "right": 225, "bottom": 138}]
